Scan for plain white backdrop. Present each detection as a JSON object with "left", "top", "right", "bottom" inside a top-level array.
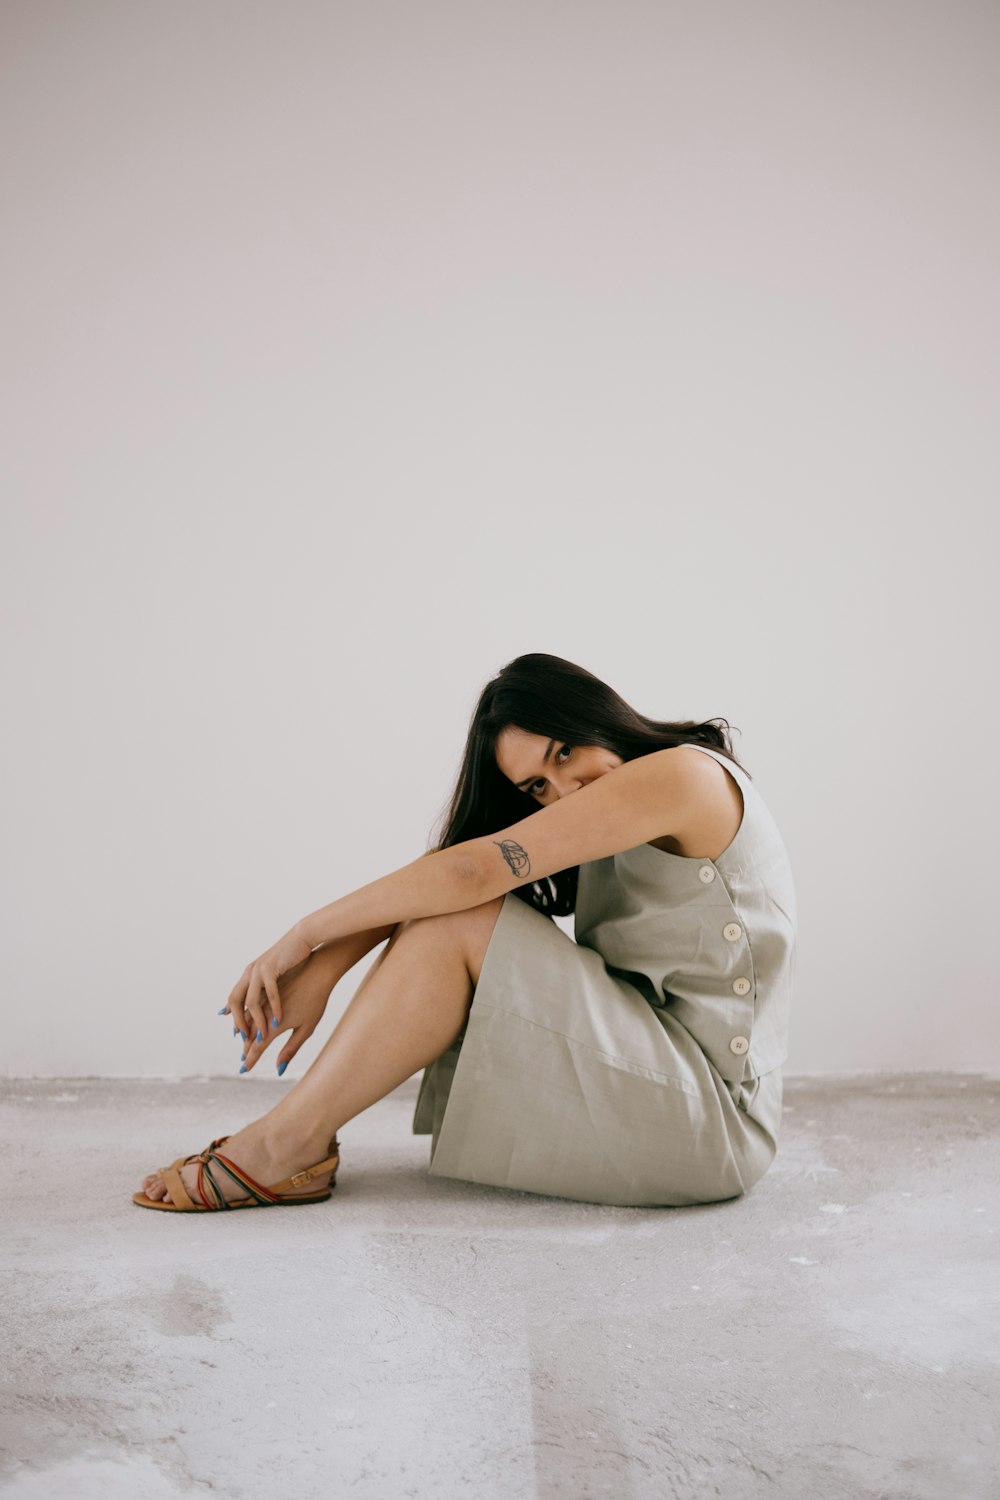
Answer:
[{"left": 2, "top": 1, "right": 997, "bottom": 1078}]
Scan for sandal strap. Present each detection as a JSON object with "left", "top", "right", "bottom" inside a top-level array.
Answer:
[
  {"left": 269, "top": 1143, "right": 341, "bottom": 1196},
  {"left": 162, "top": 1161, "right": 200, "bottom": 1211},
  {"left": 201, "top": 1148, "right": 282, "bottom": 1207}
]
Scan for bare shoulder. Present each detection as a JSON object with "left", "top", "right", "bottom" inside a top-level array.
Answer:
[
  {"left": 646, "top": 744, "right": 746, "bottom": 858},
  {"left": 642, "top": 742, "right": 726, "bottom": 786}
]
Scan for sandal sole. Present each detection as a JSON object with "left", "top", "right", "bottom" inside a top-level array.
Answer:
[{"left": 131, "top": 1186, "right": 335, "bottom": 1211}]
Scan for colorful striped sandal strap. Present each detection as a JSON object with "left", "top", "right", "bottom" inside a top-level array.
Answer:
[{"left": 198, "top": 1147, "right": 281, "bottom": 1208}]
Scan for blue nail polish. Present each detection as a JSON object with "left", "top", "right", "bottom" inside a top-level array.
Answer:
[
  {"left": 271, "top": 1017, "right": 278, "bottom": 1029},
  {"left": 240, "top": 1030, "right": 246, "bottom": 1041},
  {"left": 217, "top": 1007, "right": 228, "bottom": 1015},
  {"left": 277, "top": 1060, "right": 288, "bottom": 1077},
  {"left": 239, "top": 1063, "right": 247, "bottom": 1074},
  {"left": 233, "top": 1026, "right": 238, "bottom": 1037},
  {"left": 256, "top": 1030, "right": 263, "bottom": 1043}
]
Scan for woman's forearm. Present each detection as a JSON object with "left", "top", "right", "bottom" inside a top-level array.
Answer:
[
  {"left": 296, "top": 845, "right": 489, "bottom": 951},
  {"left": 311, "top": 923, "right": 397, "bottom": 983}
]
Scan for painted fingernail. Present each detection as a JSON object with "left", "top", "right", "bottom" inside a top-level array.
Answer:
[
  {"left": 217, "top": 1007, "right": 228, "bottom": 1015},
  {"left": 233, "top": 1026, "right": 239, "bottom": 1037},
  {"left": 256, "top": 1030, "right": 263, "bottom": 1043},
  {"left": 277, "top": 1060, "right": 288, "bottom": 1077},
  {"left": 240, "top": 1030, "right": 247, "bottom": 1041},
  {"left": 239, "top": 1063, "right": 247, "bottom": 1074},
  {"left": 271, "top": 1017, "right": 279, "bottom": 1029}
]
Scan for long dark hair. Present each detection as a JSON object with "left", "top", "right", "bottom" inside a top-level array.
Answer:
[{"left": 430, "top": 652, "right": 750, "bottom": 918}]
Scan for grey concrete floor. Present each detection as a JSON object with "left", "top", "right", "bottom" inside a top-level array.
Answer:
[{"left": 0, "top": 1074, "right": 997, "bottom": 1500}]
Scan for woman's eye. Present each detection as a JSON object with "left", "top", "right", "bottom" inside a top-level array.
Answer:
[{"left": 531, "top": 746, "right": 572, "bottom": 795}]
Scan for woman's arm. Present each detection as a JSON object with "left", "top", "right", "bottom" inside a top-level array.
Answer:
[
  {"left": 297, "top": 845, "right": 483, "bottom": 949},
  {"left": 295, "top": 750, "right": 693, "bottom": 949},
  {"left": 309, "top": 922, "right": 399, "bottom": 982}
]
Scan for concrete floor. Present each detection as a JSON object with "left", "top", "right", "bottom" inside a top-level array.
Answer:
[{"left": 0, "top": 1074, "right": 997, "bottom": 1500}]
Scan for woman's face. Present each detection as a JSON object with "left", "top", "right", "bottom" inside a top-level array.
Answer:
[{"left": 495, "top": 727, "right": 623, "bottom": 806}]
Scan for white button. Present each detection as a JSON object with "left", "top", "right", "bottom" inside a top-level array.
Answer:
[
  {"left": 732, "top": 977, "right": 751, "bottom": 996},
  {"left": 730, "top": 1035, "right": 749, "bottom": 1055},
  {"left": 723, "top": 923, "right": 742, "bottom": 942},
  {"left": 699, "top": 865, "right": 716, "bottom": 883}
]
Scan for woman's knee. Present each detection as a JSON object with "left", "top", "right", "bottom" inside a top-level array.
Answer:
[{"left": 393, "top": 896, "right": 504, "bottom": 977}]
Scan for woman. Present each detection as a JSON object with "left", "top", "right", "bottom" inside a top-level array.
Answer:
[{"left": 134, "top": 652, "right": 797, "bottom": 1212}]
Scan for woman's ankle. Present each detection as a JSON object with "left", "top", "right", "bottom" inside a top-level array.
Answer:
[{"left": 257, "top": 1109, "right": 335, "bottom": 1167}]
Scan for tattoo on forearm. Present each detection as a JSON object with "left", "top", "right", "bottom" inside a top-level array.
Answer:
[{"left": 493, "top": 839, "right": 531, "bottom": 878}]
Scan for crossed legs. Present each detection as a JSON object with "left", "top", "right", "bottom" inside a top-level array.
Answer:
[{"left": 140, "top": 896, "right": 506, "bottom": 1205}]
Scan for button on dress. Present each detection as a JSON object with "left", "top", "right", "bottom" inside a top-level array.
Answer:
[{"left": 412, "top": 743, "right": 797, "bottom": 1207}]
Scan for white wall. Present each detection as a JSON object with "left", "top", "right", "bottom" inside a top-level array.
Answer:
[{"left": 2, "top": 0, "right": 998, "bottom": 1079}]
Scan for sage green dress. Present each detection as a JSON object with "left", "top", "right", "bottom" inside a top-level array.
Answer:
[{"left": 412, "top": 744, "right": 797, "bottom": 1207}]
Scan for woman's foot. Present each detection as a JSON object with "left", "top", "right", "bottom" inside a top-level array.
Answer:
[{"left": 139, "top": 1121, "right": 338, "bottom": 1207}]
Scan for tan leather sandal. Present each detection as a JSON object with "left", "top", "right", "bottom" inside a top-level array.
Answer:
[{"left": 132, "top": 1134, "right": 340, "bottom": 1212}]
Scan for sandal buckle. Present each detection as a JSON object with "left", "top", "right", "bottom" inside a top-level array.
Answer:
[{"left": 290, "top": 1170, "right": 312, "bottom": 1186}]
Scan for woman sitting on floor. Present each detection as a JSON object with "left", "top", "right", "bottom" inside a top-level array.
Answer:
[{"left": 134, "top": 651, "right": 797, "bottom": 1213}]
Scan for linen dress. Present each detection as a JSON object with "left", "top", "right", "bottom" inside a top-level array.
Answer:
[{"left": 411, "top": 744, "right": 797, "bottom": 1207}]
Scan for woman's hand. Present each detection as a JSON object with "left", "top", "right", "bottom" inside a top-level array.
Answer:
[
  {"left": 225, "top": 924, "right": 313, "bottom": 1042},
  {"left": 234, "top": 944, "right": 342, "bottom": 1075}
]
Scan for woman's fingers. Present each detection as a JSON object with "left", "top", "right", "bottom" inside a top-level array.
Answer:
[
  {"left": 232, "top": 1007, "right": 249, "bottom": 1047},
  {"left": 241, "top": 1001, "right": 279, "bottom": 1072},
  {"left": 274, "top": 1026, "right": 312, "bottom": 1078},
  {"left": 243, "top": 969, "right": 269, "bottom": 1046},
  {"left": 222, "top": 1002, "right": 248, "bottom": 1045},
  {"left": 224, "top": 954, "right": 298, "bottom": 1071},
  {"left": 226, "top": 970, "right": 252, "bottom": 1043},
  {"left": 264, "top": 972, "right": 283, "bottom": 1028},
  {"left": 219, "top": 1002, "right": 248, "bottom": 1047}
]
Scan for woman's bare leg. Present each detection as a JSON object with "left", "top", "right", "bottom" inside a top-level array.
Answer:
[{"left": 141, "top": 896, "right": 505, "bottom": 1204}]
